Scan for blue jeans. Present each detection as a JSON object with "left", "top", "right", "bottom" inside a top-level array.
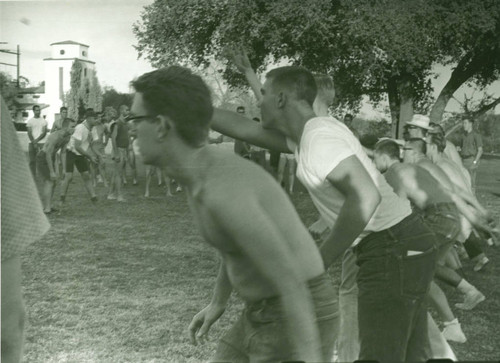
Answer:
[
  {"left": 213, "top": 273, "right": 339, "bottom": 362},
  {"left": 354, "top": 213, "right": 438, "bottom": 362}
]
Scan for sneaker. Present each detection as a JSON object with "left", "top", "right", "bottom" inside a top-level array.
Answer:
[
  {"left": 442, "top": 319, "right": 467, "bottom": 343},
  {"left": 455, "top": 289, "right": 485, "bottom": 310},
  {"left": 176, "top": 185, "right": 183, "bottom": 193},
  {"left": 473, "top": 256, "right": 489, "bottom": 272},
  {"left": 107, "top": 194, "right": 117, "bottom": 200},
  {"left": 117, "top": 196, "right": 127, "bottom": 202}
]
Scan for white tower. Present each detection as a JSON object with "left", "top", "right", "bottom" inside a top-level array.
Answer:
[{"left": 43, "top": 40, "right": 95, "bottom": 128}]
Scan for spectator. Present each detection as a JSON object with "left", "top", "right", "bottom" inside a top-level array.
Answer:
[
  {"left": 26, "top": 105, "right": 48, "bottom": 177},
  {"left": 460, "top": 118, "right": 483, "bottom": 194}
]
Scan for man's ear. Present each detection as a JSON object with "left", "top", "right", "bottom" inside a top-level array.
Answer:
[
  {"left": 276, "top": 91, "right": 287, "bottom": 109},
  {"left": 156, "top": 115, "right": 173, "bottom": 140}
]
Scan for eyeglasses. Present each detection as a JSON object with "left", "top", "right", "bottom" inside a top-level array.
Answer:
[
  {"left": 402, "top": 147, "right": 414, "bottom": 151},
  {"left": 126, "top": 114, "right": 157, "bottom": 124},
  {"left": 405, "top": 125, "right": 419, "bottom": 130}
]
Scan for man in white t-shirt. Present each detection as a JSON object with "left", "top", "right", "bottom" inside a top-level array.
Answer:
[
  {"left": 26, "top": 105, "right": 48, "bottom": 177},
  {"left": 59, "top": 109, "right": 98, "bottom": 204},
  {"left": 211, "top": 66, "right": 438, "bottom": 362}
]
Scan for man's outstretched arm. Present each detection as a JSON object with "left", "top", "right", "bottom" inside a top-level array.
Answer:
[
  {"left": 211, "top": 109, "right": 291, "bottom": 153},
  {"left": 320, "top": 155, "right": 381, "bottom": 268}
]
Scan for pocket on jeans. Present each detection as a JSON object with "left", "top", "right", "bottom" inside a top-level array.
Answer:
[{"left": 399, "top": 247, "right": 436, "bottom": 299}]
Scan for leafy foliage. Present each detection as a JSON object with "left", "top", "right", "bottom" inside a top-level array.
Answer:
[
  {"left": 66, "top": 61, "right": 103, "bottom": 121},
  {"left": 134, "top": 0, "right": 500, "bottom": 134},
  {"left": 0, "top": 71, "right": 19, "bottom": 109}
]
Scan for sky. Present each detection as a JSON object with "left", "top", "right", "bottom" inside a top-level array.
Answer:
[
  {"left": 0, "top": 0, "right": 154, "bottom": 93},
  {"left": 1, "top": 0, "right": 499, "bottom": 116}
]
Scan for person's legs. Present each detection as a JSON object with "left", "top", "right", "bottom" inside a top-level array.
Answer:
[
  {"left": 129, "top": 142, "right": 138, "bottom": 184},
  {"left": 145, "top": 165, "right": 153, "bottom": 197},
  {"left": 427, "top": 313, "right": 457, "bottom": 359},
  {"left": 74, "top": 155, "right": 96, "bottom": 200},
  {"left": 213, "top": 312, "right": 250, "bottom": 363},
  {"left": 287, "top": 156, "right": 296, "bottom": 194},
  {"left": 276, "top": 154, "right": 287, "bottom": 187},
  {"left": 337, "top": 248, "right": 360, "bottom": 362},
  {"left": 356, "top": 214, "right": 437, "bottom": 362},
  {"left": 28, "top": 143, "right": 37, "bottom": 177}
]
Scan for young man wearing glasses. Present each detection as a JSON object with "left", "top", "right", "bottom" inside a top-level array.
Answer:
[{"left": 128, "top": 66, "right": 338, "bottom": 362}]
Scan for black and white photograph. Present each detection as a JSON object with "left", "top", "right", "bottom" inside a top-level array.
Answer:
[{"left": 1, "top": 0, "right": 500, "bottom": 362}]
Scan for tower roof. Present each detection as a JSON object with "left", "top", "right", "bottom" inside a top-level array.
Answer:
[{"left": 50, "top": 40, "right": 89, "bottom": 47}]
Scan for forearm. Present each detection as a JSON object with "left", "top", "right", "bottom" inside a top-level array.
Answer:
[
  {"left": 320, "top": 197, "right": 376, "bottom": 268},
  {"left": 209, "top": 260, "right": 232, "bottom": 308},
  {"left": 474, "top": 148, "right": 483, "bottom": 163},
  {"left": 27, "top": 130, "right": 35, "bottom": 143}
]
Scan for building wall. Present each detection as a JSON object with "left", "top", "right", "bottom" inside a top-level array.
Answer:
[{"left": 51, "top": 44, "right": 90, "bottom": 60}]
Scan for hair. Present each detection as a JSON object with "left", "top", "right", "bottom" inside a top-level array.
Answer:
[
  {"left": 33, "top": 105, "right": 40, "bottom": 111},
  {"left": 85, "top": 108, "right": 96, "bottom": 118},
  {"left": 429, "top": 122, "right": 444, "bottom": 134},
  {"left": 427, "top": 132, "right": 446, "bottom": 153},
  {"left": 266, "top": 66, "right": 317, "bottom": 107},
  {"left": 60, "top": 106, "right": 68, "bottom": 113},
  {"left": 375, "top": 139, "right": 400, "bottom": 160},
  {"left": 359, "top": 134, "right": 379, "bottom": 150},
  {"left": 131, "top": 66, "right": 213, "bottom": 147},
  {"left": 252, "top": 117, "right": 260, "bottom": 122},
  {"left": 236, "top": 106, "right": 245, "bottom": 113},
  {"left": 407, "top": 137, "right": 427, "bottom": 155},
  {"left": 313, "top": 74, "right": 335, "bottom": 107}
]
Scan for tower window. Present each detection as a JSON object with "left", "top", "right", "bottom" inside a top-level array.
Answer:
[
  {"left": 60, "top": 49, "right": 65, "bottom": 55},
  {"left": 84, "top": 68, "right": 87, "bottom": 77},
  {"left": 82, "top": 51, "right": 87, "bottom": 56}
]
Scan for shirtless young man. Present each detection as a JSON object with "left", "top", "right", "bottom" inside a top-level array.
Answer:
[
  {"left": 374, "top": 139, "right": 470, "bottom": 343},
  {"left": 37, "top": 118, "right": 73, "bottom": 213},
  {"left": 211, "top": 64, "right": 438, "bottom": 361},
  {"left": 129, "top": 66, "right": 338, "bottom": 362},
  {"left": 403, "top": 138, "right": 486, "bottom": 310}
]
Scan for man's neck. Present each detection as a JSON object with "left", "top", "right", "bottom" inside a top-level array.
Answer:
[{"left": 283, "top": 104, "right": 317, "bottom": 144}]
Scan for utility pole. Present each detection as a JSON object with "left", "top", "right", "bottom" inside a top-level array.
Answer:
[{"left": 0, "top": 44, "right": 21, "bottom": 87}]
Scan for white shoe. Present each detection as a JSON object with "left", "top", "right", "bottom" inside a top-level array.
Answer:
[
  {"left": 456, "top": 289, "right": 485, "bottom": 310},
  {"left": 442, "top": 319, "right": 467, "bottom": 343},
  {"left": 473, "top": 256, "right": 489, "bottom": 272},
  {"left": 107, "top": 194, "right": 117, "bottom": 200}
]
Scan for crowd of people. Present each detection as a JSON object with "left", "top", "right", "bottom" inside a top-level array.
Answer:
[{"left": 2, "top": 48, "right": 498, "bottom": 363}]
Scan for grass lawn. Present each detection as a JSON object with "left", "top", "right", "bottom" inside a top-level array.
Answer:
[{"left": 21, "top": 156, "right": 500, "bottom": 362}]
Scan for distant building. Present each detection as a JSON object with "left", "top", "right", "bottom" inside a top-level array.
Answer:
[
  {"left": 12, "top": 85, "right": 49, "bottom": 125},
  {"left": 43, "top": 40, "right": 96, "bottom": 128}
]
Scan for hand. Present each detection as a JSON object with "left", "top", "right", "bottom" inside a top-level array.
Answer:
[
  {"left": 470, "top": 161, "right": 478, "bottom": 169},
  {"left": 228, "top": 47, "right": 252, "bottom": 74},
  {"left": 50, "top": 171, "right": 58, "bottom": 181},
  {"left": 188, "top": 304, "right": 225, "bottom": 346}
]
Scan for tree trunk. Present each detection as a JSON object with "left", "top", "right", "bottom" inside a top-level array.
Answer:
[
  {"left": 429, "top": 51, "right": 484, "bottom": 124},
  {"left": 387, "top": 77, "right": 400, "bottom": 138},
  {"left": 399, "top": 95, "right": 414, "bottom": 139}
]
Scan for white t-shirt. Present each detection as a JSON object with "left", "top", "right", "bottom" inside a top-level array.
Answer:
[
  {"left": 26, "top": 117, "right": 48, "bottom": 142},
  {"left": 288, "top": 117, "right": 412, "bottom": 246},
  {"left": 67, "top": 122, "right": 91, "bottom": 156}
]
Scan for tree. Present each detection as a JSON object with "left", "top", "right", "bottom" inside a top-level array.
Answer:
[
  {"left": 134, "top": 0, "right": 500, "bottom": 138},
  {"left": 65, "top": 61, "right": 103, "bottom": 121},
  {"left": 0, "top": 71, "right": 20, "bottom": 109},
  {"left": 101, "top": 86, "right": 132, "bottom": 112}
]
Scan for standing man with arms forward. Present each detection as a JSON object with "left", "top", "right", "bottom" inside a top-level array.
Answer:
[
  {"left": 211, "top": 66, "right": 438, "bottom": 362},
  {"left": 130, "top": 67, "right": 338, "bottom": 362},
  {"left": 460, "top": 117, "right": 483, "bottom": 194},
  {"left": 26, "top": 105, "right": 48, "bottom": 177}
]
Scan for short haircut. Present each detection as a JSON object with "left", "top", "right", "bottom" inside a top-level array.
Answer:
[
  {"left": 252, "top": 117, "right": 260, "bottom": 122},
  {"left": 236, "top": 106, "right": 245, "bottom": 113},
  {"left": 375, "top": 139, "right": 400, "bottom": 160},
  {"left": 313, "top": 74, "right": 335, "bottom": 107},
  {"left": 359, "top": 134, "right": 379, "bottom": 150},
  {"left": 131, "top": 66, "right": 213, "bottom": 147},
  {"left": 266, "top": 66, "right": 317, "bottom": 107},
  {"left": 408, "top": 138, "right": 427, "bottom": 155},
  {"left": 60, "top": 106, "right": 68, "bottom": 113},
  {"left": 33, "top": 105, "right": 40, "bottom": 111},
  {"left": 85, "top": 108, "right": 96, "bottom": 118},
  {"left": 427, "top": 132, "right": 446, "bottom": 153}
]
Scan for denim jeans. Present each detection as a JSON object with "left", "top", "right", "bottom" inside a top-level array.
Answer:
[
  {"left": 213, "top": 273, "right": 339, "bottom": 363},
  {"left": 354, "top": 213, "right": 438, "bottom": 362},
  {"left": 337, "top": 248, "right": 360, "bottom": 362}
]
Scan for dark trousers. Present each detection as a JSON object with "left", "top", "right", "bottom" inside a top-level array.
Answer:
[
  {"left": 355, "top": 213, "right": 438, "bottom": 362},
  {"left": 464, "top": 232, "right": 484, "bottom": 260}
]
